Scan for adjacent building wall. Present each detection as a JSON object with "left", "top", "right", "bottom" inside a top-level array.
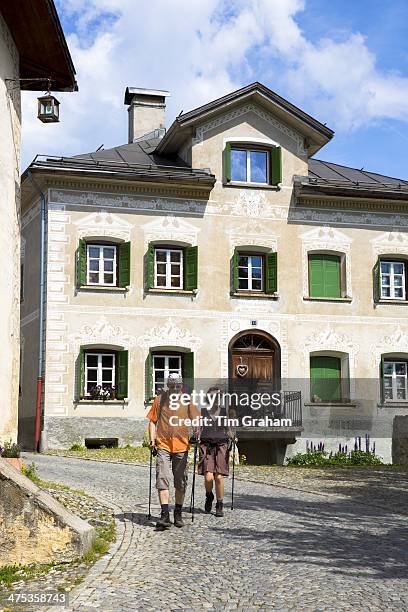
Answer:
[{"left": 0, "top": 13, "right": 21, "bottom": 444}]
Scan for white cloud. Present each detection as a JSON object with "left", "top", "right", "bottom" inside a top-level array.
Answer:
[{"left": 21, "top": 0, "right": 408, "bottom": 168}]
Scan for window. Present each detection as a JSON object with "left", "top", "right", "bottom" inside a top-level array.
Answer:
[
  {"left": 237, "top": 255, "right": 263, "bottom": 291},
  {"left": 76, "top": 347, "right": 128, "bottom": 400},
  {"left": 154, "top": 248, "right": 183, "bottom": 289},
  {"left": 231, "top": 149, "right": 269, "bottom": 184},
  {"left": 309, "top": 253, "right": 342, "bottom": 298},
  {"left": 87, "top": 245, "right": 117, "bottom": 286},
  {"left": 146, "top": 243, "right": 198, "bottom": 291},
  {"left": 225, "top": 143, "right": 282, "bottom": 186},
  {"left": 232, "top": 249, "right": 277, "bottom": 294},
  {"left": 85, "top": 352, "right": 115, "bottom": 396},
  {"left": 383, "top": 360, "right": 408, "bottom": 401},
  {"left": 310, "top": 355, "right": 342, "bottom": 402},
  {"left": 147, "top": 350, "right": 194, "bottom": 398},
  {"left": 153, "top": 354, "right": 182, "bottom": 395},
  {"left": 76, "top": 239, "right": 131, "bottom": 288},
  {"left": 380, "top": 261, "right": 406, "bottom": 300}
]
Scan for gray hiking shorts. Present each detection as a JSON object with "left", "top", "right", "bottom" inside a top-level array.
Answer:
[{"left": 156, "top": 448, "right": 189, "bottom": 492}]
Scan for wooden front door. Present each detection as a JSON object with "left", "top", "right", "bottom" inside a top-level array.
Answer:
[{"left": 230, "top": 333, "right": 276, "bottom": 388}]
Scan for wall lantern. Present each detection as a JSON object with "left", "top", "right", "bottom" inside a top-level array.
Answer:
[{"left": 37, "top": 93, "right": 60, "bottom": 123}]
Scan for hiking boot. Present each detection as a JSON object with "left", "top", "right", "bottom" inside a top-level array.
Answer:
[
  {"left": 204, "top": 491, "right": 214, "bottom": 513},
  {"left": 156, "top": 510, "right": 171, "bottom": 529},
  {"left": 174, "top": 507, "right": 184, "bottom": 528},
  {"left": 215, "top": 501, "right": 224, "bottom": 517}
]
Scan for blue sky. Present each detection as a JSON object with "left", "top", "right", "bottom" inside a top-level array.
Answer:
[{"left": 21, "top": 0, "right": 408, "bottom": 178}]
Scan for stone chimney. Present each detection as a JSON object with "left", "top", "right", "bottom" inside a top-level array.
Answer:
[{"left": 124, "top": 87, "right": 170, "bottom": 143}]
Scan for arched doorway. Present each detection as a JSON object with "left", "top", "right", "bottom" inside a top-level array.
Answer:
[{"left": 229, "top": 330, "right": 281, "bottom": 389}]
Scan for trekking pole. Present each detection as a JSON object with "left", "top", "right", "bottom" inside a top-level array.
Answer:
[
  {"left": 231, "top": 439, "right": 236, "bottom": 511},
  {"left": 147, "top": 447, "right": 153, "bottom": 520},
  {"left": 189, "top": 442, "right": 198, "bottom": 522}
]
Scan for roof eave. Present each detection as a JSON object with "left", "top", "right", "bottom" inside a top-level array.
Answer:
[
  {"left": 157, "top": 83, "right": 333, "bottom": 156},
  {"left": 295, "top": 180, "right": 408, "bottom": 202}
]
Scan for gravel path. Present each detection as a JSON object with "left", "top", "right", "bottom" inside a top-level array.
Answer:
[{"left": 24, "top": 453, "right": 408, "bottom": 611}]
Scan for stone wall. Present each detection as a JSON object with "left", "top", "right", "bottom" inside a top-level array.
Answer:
[
  {"left": 0, "top": 460, "right": 94, "bottom": 567},
  {"left": 44, "top": 416, "right": 147, "bottom": 449}
]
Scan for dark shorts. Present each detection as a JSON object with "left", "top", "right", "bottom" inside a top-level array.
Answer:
[{"left": 198, "top": 441, "right": 229, "bottom": 477}]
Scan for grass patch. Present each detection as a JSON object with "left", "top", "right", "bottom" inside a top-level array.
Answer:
[
  {"left": 0, "top": 562, "right": 62, "bottom": 588},
  {"left": 45, "top": 446, "right": 151, "bottom": 463}
]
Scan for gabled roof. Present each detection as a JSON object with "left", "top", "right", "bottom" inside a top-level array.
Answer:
[
  {"left": 0, "top": 0, "right": 77, "bottom": 91},
  {"left": 157, "top": 82, "right": 334, "bottom": 157}
]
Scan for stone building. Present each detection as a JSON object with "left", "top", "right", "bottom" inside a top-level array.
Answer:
[
  {"left": 0, "top": 0, "right": 76, "bottom": 445},
  {"left": 20, "top": 82, "right": 408, "bottom": 462}
]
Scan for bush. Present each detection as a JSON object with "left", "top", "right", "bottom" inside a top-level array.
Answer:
[
  {"left": 141, "top": 433, "right": 150, "bottom": 448},
  {"left": 22, "top": 462, "right": 39, "bottom": 482},
  {"left": 287, "top": 449, "right": 383, "bottom": 467},
  {"left": 0, "top": 440, "right": 21, "bottom": 458},
  {"left": 69, "top": 443, "right": 85, "bottom": 451}
]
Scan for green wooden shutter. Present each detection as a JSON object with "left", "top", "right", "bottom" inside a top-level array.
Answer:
[
  {"left": 116, "top": 350, "right": 128, "bottom": 399},
  {"left": 380, "top": 354, "right": 385, "bottom": 403},
  {"left": 309, "top": 255, "right": 325, "bottom": 297},
  {"left": 184, "top": 246, "right": 198, "bottom": 290},
  {"left": 232, "top": 248, "right": 239, "bottom": 292},
  {"left": 310, "top": 356, "right": 341, "bottom": 402},
  {"left": 76, "top": 347, "right": 85, "bottom": 400},
  {"left": 265, "top": 252, "right": 278, "bottom": 294},
  {"left": 225, "top": 142, "right": 231, "bottom": 182},
  {"left": 184, "top": 351, "right": 194, "bottom": 393},
  {"left": 118, "top": 242, "right": 131, "bottom": 288},
  {"left": 324, "top": 255, "right": 341, "bottom": 298},
  {"left": 373, "top": 259, "right": 381, "bottom": 302},
  {"left": 309, "top": 254, "right": 340, "bottom": 298},
  {"left": 147, "top": 242, "right": 155, "bottom": 289},
  {"left": 146, "top": 351, "right": 153, "bottom": 399},
  {"left": 271, "top": 146, "right": 282, "bottom": 186},
  {"left": 76, "top": 239, "right": 87, "bottom": 287}
]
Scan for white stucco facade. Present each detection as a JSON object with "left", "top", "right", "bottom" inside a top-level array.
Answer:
[{"left": 0, "top": 13, "right": 21, "bottom": 445}]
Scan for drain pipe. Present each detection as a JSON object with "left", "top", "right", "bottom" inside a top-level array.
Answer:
[{"left": 27, "top": 171, "right": 46, "bottom": 452}]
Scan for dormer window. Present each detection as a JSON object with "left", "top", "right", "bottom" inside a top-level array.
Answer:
[
  {"left": 231, "top": 148, "right": 269, "bottom": 184},
  {"left": 225, "top": 143, "right": 282, "bottom": 186}
]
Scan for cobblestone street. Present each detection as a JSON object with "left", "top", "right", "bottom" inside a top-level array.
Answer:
[{"left": 25, "top": 453, "right": 408, "bottom": 611}]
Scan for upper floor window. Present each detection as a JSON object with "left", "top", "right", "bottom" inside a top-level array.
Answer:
[
  {"left": 308, "top": 253, "right": 343, "bottom": 299},
  {"left": 379, "top": 260, "right": 406, "bottom": 300},
  {"left": 154, "top": 248, "right": 183, "bottom": 289},
  {"left": 87, "top": 244, "right": 117, "bottom": 286},
  {"left": 232, "top": 249, "right": 277, "bottom": 295},
  {"left": 231, "top": 149, "right": 269, "bottom": 184},
  {"left": 225, "top": 143, "right": 282, "bottom": 186},
  {"left": 76, "top": 239, "right": 131, "bottom": 289},
  {"left": 147, "top": 243, "right": 198, "bottom": 292}
]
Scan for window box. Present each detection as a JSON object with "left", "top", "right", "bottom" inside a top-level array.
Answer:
[
  {"left": 224, "top": 143, "right": 282, "bottom": 186},
  {"left": 78, "top": 285, "right": 129, "bottom": 293},
  {"left": 147, "top": 288, "right": 197, "bottom": 296}
]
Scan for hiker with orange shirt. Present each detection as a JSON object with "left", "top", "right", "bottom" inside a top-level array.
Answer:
[{"left": 147, "top": 373, "right": 199, "bottom": 529}]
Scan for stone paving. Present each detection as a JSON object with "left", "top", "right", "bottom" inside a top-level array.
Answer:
[{"left": 24, "top": 453, "right": 408, "bottom": 611}]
